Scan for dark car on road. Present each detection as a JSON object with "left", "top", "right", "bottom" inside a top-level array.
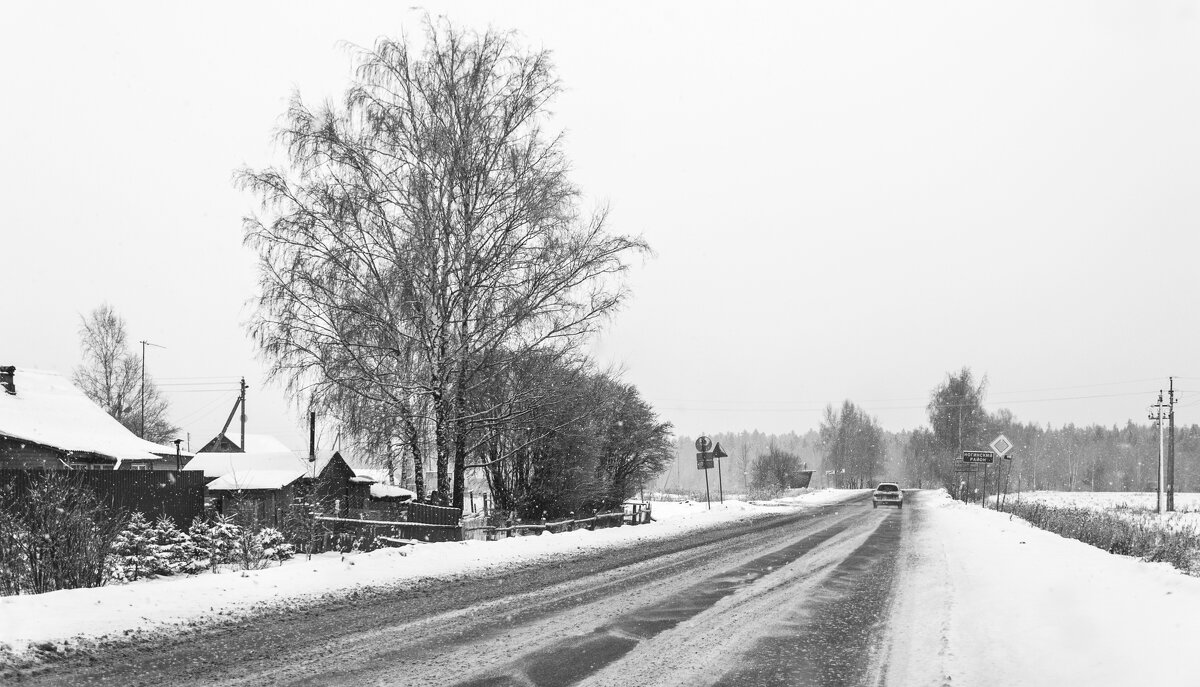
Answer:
[{"left": 872, "top": 482, "right": 903, "bottom": 509}]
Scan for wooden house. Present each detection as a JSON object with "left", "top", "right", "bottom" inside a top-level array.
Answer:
[
  {"left": 0, "top": 366, "right": 179, "bottom": 470},
  {"left": 184, "top": 433, "right": 360, "bottom": 526}
]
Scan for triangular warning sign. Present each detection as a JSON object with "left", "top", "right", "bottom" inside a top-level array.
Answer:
[{"left": 712, "top": 442, "right": 728, "bottom": 458}]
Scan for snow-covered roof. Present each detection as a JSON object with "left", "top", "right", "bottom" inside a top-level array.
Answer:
[
  {"left": 184, "top": 450, "right": 310, "bottom": 479},
  {"left": 183, "top": 435, "right": 346, "bottom": 492},
  {"left": 0, "top": 367, "right": 175, "bottom": 463},
  {"left": 353, "top": 467, "right": 401, "bottom": 484},
  {"left": 216, "top": 433, "right": 294, "bottom": 454},
  {"left": 370, "top": 483, "right": 416, "bottom": 500},
  {"left": 206, "top": 469, "right": 306, "bottom": 491}
]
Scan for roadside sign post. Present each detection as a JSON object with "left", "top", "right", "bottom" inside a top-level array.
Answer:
[
  {"left": 713, "top": 442, "right": 728, "bottom": 503},
  {"left": 983, "top": 461, "right": 989, "bottom": 507},
  {"left": 961, "top": 452, "right": 995, "bottom": 504},
  {"left": 695, "top": 435, "right": 714, "bottom": 510},
  {"left": 954, "top": 463, "right": 979, "bottom": 502},
  {"left": 1001, "top": 452, "right": 1014, "bottom": 511},
  {"left": 989, "top": 435, "right": 1014, "bottom": 511}
]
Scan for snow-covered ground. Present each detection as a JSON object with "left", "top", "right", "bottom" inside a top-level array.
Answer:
[
  {"left": 1004, "top": 489, "right": 1200, "bottom": 532},
  {"left": 1008, "top": 489, "right": 1200, "bottom": 511},
  {"left": 0, "top": 489, "right": 861, "bottom": 657},
  {"left": 892, "top": 491, "right": 1200, "bottom": 686},
  {"left": 10, "top": 487, "right": 1200, "bottom": 686}
]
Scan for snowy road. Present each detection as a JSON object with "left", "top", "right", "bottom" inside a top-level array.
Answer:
[
  {"left": 17, "top": 492, "right": 908, "bottom": 686},
  {"left": 13, "top": 489, "right": 1200, "bottom": 686}
]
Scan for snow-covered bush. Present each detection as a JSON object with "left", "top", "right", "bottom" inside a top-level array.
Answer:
[
  {"left": 1006, "top": 501, "right": 1200, "bottom": 575},
  {"left": 256, "top": 528, "right": 294, "bottom": 562},
  {"left": 232, "top": 526, "right": 269, "bottom": 571},
  {"left": 352, "top": 535, "right": 381, "bottom": 553},
  {"left": 105, "top": 514, "right": 297, "bottom": 581},
  {"left": 206, "top": 515, "right": 243, "bottom": 569},
  {"left": 150, "top": 515, "right": 193, "bottom": 575},
  {"left": 184, "top": 516, "right": 213, "bottom": 573},
  {"left": 279, "top": 498, "right": 336, "bottom": 558},
  {"left": 0, "top": 473, "right": 125, "bottom": 594},
  {"left": 0, "top": 488, "right": 29, "bottom": 596},
  {"left": 110, "top": 512, "right": 162, "bottom": 581}
]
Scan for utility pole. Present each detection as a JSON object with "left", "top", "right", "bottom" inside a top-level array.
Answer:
[
  {"left": 239, "top": 377, "right": 247, "bottom": 451},
  {"left": 308, "top": 411, "right": 317, "bottom": 476},
  {"left": 138, "top": 340, "right": 165, "bottom": 439},
  {"left": 1149, "top": 392, "right": 1168, "bottom": 514},
  {"left": 1168, "top": 377, "right": 1176, "bottom": 512}
]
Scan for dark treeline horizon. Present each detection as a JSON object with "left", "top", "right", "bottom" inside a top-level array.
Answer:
[{"left": 654, "top": 416, "right": 1194, "bottom": 496}]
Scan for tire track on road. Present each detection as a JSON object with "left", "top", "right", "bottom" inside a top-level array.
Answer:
[
  {"left": 710, "top": 509, "right": 903, "bottom": 687},
  {"left": 451, "top": 510, "right": 871, "bottom": 687}
]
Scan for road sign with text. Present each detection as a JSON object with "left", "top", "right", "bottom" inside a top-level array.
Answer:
[
  {"left": 962, "top": 450, "right": 995, "bottom": 464},
  {"left": 696, "top": 452, "right": 714, "bottom": 469}
]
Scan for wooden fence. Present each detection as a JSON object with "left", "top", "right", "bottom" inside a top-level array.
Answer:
[
  {"left": 314, "top": 502, "right": 464, "bottom": 550},
  {"left": 304, "top": 500, "right": 653, "bottom": 549},
  {"left": 0, "top": 469, "right": 206, "bottom": 527},
  {"left": 463, "top": 502, "right": 652, "bottom": 541}
]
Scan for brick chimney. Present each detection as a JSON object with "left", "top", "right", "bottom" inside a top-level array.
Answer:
[{"left": 0, "top": 366, "right": 14, "bottom": 395}]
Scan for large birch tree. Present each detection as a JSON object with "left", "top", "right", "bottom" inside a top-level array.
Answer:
[{"left": 239, "top": 21, "right": 646, "bottom": 508}]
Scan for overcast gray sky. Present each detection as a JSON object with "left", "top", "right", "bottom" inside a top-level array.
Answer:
[{"left": 3, "top": 1, "right": 1198, "bottom": 453}]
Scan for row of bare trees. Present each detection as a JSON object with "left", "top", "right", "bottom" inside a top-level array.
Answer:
[
  {"left": 899, "top": 367, "right": 1200, "bottom": 495},
  {"left": 240, "top": 21, "right": 658, "bottom": 510},
  {"left": 820, "top": 401, "right": 886, "bottom": 488}
]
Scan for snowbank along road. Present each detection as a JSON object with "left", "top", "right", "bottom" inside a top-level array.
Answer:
[{"left": 15, "top": 491, "right": 916, "bottom": 686}]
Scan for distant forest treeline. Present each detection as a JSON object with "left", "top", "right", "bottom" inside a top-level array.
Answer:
[{"left": 654, "top": 368, "right": 1192, "bottom": 496}]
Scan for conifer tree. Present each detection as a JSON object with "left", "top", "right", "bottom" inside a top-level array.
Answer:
[
  {"left": 111, "top": 513, "right": 158, "bottom": 581},
  {"left": 150, "top": 515, "right": 190, "bottom": 575},
  {"left": 206, "top": 515, "right": 243, "bottom": 569}
]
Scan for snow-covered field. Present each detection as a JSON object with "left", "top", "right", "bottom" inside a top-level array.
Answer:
[
  {"left": 1006, "top": 490, "right": 1200, "bottom": 531},
  {"left": 1010, "top": 489, "right": 1200, "bottom": 512},
  {"left": 0, "top": 489, "right": 861, "bottom": 658},
  {"left": 894, "top": 491, "right": 1200, "bottom": 686}
]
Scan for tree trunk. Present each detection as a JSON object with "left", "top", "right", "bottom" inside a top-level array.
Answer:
[
  {"left": 453, "top": 436, "right": 467, "bottom": 510},
  {"left": 434, "top": 399, "right": 452, "bottom": 501},
  {"left": 401, "top": 404, "right": 426, "bottom": 501}
]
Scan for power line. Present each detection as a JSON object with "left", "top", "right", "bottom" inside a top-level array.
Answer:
[
  {"left": 172, "top": 396, "right": 237, "bottom": 428},
  {"left": 157, "top": 376, "right": 246, "bottom": 381},
  {"left": 651, "top": 377, "right": 1168, "bottom": 407},
  {"left": 157, "top": 381, "right": 244, "bottom": 387},
  {"left": 653, "top": 389, "right": 1157, "bottom": 413}
]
